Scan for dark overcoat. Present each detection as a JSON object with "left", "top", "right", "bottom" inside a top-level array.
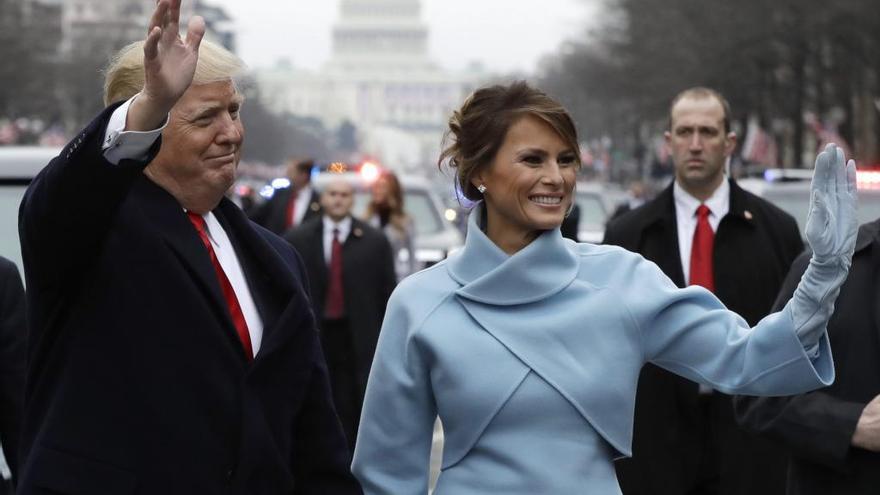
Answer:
[
  {"left": 603, "top": 179, "right": 803, "bottom": 495},
  {"left": 0, "top": 257, "right": 25, "bottom": 486},
  {"left": 17, "top": 104, "right": 362, "bottom": 495},
  {"left": 285, "top": 217, "right": 396, "bottom": 397},
  {"left": 735, "top": 218, "right": 880, "bottom": 495},
  {"left": 248, "top": 186, "right": 321, "bottom": 236}
]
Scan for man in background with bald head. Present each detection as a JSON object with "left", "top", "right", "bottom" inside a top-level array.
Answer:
[
  {"left": 286, "top": 178, "right": 396, "bottom": 451},
  {"left": 604, "top": 87, "right": 803, "bottom": 495}
]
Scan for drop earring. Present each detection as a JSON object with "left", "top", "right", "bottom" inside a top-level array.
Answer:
[{"left": 477, "top": 184, "right": 487, "bottom": 194}]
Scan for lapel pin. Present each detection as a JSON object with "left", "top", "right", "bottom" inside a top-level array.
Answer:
[
  {"left": 311, "top": 203, "right": 320, "bottom": 211},
  {"left": 743, "top": 210, "right": 753, "bottom": 220},
  {"left": 353, "top": 228, "right": 363, "bottom": 238}
]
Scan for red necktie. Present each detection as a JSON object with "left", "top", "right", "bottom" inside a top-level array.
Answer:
[
  {"left": 285, "top": 191, "right": 298, "bottom": 229},
  {"left": 187, "top": 212, "right": 254, "bottom": 361},
  {"left": 324, "top": 228, "right": 345, "bottom": 319},
  {"left": 689, "top": 204, "right": 715, "bottom": 292}
]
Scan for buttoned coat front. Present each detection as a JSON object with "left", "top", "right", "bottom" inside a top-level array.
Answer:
[{"left": 352, "top": 207, "right": 832, "bottom": 494}]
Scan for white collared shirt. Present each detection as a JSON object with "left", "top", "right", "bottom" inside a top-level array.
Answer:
[
  {"left": 290, "top": 187, "right": 313, "bottom": 227},
  {"left": 101, "top": 96, "right": 264, "bottom": 356},
  {"left": 322, "top": 216, "right": 352, "bottom": 264},
  {"left": 673, "top": 179, "right": 730, "bottom": 283},
  {"left": 193, "top": 211, "right": 264, "bottom": 355}
]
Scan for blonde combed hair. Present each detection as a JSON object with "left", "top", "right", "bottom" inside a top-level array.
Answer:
[{"left": 103, "top": 39, "right": 246, "bottom": 106}]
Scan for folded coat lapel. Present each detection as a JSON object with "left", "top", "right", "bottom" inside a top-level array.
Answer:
[
  {"left": 455, "top": 289, "right": 638, "bottom": 458},
  {"left": 134, "top": 179, "right": 242, "bottom": 355},
  {"left": 446, "top": 204, "right": 638, "bottom": 457},
  {"left": 215, "top": 200, "right": 303, "bottom": 361}
]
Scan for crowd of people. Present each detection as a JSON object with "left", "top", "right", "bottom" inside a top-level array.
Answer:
[{"left": 1, "top": 1, "right": 877, "bottom": 494}]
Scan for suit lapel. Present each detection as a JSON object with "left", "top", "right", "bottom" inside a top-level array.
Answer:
[
  {"left": 215, "top": 200, "right": 304, "bottom": 362},
  {"left": 134, "top": 178, "right": 242, "bottom": 354},
  {"left": 647, "top": 185, "right": 686, "bottom": 287},
  {"left": 869, "top": 224, "right": 880, "bottom": 345}
]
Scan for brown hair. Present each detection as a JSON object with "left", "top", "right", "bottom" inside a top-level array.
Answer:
[
  {"left": 364, "top": 171, "right": 409, "bottom": 232},
  {"left": 439, "top": 81, "right": 581, "bottom": 201},
  {"left": 668, "top": 87, "right": 732, "bottom": 133}
]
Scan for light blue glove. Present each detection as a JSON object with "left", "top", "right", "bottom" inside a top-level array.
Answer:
[{"left": 791, "top": 143, "right": 858, "bottom": 354}]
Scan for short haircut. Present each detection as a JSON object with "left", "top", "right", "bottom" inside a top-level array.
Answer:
[
  {"left": 668, "top": 87, "right": 732, "bottom": 134},
  {"left": 439, "top": 81, "right": 581, "bottom": 201},
  {"left": 103, "top": 39, "right": 246, "bottom": 106}
]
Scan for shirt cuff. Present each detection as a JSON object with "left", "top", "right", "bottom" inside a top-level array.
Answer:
[{"left": 102, "top": 94, "right": 168, "bottom": 165}]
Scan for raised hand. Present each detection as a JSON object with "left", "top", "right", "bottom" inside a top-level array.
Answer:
[
  {"left": 804, "top": 143, "right": 858, "bottom": 265},
  {"left": 128, "top": 0, "right": 205, "bottom": 131}
]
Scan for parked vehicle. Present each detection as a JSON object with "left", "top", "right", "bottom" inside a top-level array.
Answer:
[
  {"left": 0, "top": 146, "right": 60, "bottom": 274},
  {"left": 738, "top": 169, "right": 880, "bottom": 237},
  {"left": 574, "top": 181, "right": 624, "bottom": 243}
]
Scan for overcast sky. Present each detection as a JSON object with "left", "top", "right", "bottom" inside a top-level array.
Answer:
[{"left": 208, "top": 0, "right": 598, "bottom": 74}]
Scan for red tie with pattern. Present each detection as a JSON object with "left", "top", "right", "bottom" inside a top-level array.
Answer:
[
  {"left": 187, "top": 212, "right": 254, "bottom": 361},
  {"left": 689, "top": 204, "right": 715, "bottom": 292},
  {"left": 285, "top": 191, "right": 298, "bottom": 229},
  {"left": 324, "top": 228, "right": 345, "bottom": 319}
]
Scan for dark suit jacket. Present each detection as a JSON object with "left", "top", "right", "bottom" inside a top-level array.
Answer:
[
  {"left": 249, "top": 186, "right": 322, "bottom": 236},
  {"left": 0, "top": 257, "right": 24, "bottom": 484},
  {"left": 734, "top": 218, "right": 880, "bottom": 495},
  {"left": 17, "top": 104, "right": 362, "bottom": 495},
  {"left": 603, "top": 179, "right": 803, "bottom": 495},
  {"left": 285, "top": 217, "right": 396, "bottom": 396}
]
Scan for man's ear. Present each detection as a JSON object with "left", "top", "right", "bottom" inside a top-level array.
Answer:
[{"left": 724, "top": 131, "right": 737, "bottom": 157}]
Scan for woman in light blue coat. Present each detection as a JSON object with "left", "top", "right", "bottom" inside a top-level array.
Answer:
[{"left": 352, "top": 82, "right": 858, "bottom": 494}]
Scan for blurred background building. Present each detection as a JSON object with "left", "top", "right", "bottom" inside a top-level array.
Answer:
[{"left": 254, "top": 0, "right": 483, "bottom": 175}]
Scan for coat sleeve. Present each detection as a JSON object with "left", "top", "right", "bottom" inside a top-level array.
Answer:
[
  {"left": 733, "top": 251, "right": 864, "bottom": 470},
  {"left": 0, "top": 259, "right": 25, "bottom": 480},
  {"left": 18, "top": 103, "right": 160, "bottom": 288},
  {"left": 618, "top": 251, "right": 833, "bottom": 396},
  {"left": 352, "top": 288, "right": 437, "bottom": 495}
]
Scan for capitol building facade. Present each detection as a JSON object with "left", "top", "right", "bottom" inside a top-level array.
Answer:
[{"left": 254, "top": 0, "right": 485, "bottom": 174}]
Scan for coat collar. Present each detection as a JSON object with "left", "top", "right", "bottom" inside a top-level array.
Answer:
[
  {"left": 446, "top": 203, "right": 579, "bottom": 306},
  {"left": 134, "top": 177, "right": 301, "bottom": 365},
  {"left": 645, "top": 178, "right": 757, "bottom": 228},
  {"left": 855, "top": 217, "right": 880, "bottom": 253}
]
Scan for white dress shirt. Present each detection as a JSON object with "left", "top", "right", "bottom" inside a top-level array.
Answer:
[
  {"left": 290, "top": 187, "right": 313, "bottom": 227},
  {"left": 322, "top": 216, "right": 352, "bottom": 264},
  {"left": 673, "top": 179, "right": 730, "bottom": 284},
  {"left": 101, "top": 95, "right": 265, "bottom": 355}
]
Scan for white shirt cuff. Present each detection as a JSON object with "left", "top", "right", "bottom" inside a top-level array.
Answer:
[{"left": 102, "top": 94, "right": 168, "bottom": 165}]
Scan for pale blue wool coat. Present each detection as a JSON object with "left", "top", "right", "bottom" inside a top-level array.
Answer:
[{"left": 352, "top": 207, "right": 834, "bottom": 494}]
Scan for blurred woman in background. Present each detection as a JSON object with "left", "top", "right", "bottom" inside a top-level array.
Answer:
[{"left": 364, "top": 171, "right": 417, "bottom": 281}]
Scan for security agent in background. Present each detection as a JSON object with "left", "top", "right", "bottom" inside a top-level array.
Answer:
[
  {"left": 285, "top": 178, "right": 397, "bottom": 451},
  {"left": 16, "top": 1, "right": 361, "bottom": 493},
  {"left": 0, "top": 257, "right": 24, "bottom": 495},
  {"left": 734, "top": 216, "right": 880, "bottom": 495},
  {"left": 249, "top": 158, "right": 322, "bottom": 235},
  {"left": 603, "top": 87, "right": 803, "bottom": 495}
]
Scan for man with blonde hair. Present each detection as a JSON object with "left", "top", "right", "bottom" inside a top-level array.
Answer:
[{"left": 17, "top": 1, "right": 362, "bottom": 493}]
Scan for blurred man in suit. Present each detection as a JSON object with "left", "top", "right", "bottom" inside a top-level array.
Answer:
[
  {"left": 286, "top": 178, "right": 396, "bottom": 450},
  {"left": 17, "top": 1, "right": 361, "bottom": 493},
  {"left": 604, "top": 87, "right": 803, "bottom": 495},
  {"left": 0, "top": 257, "right": 24, "bottom": 495},
  {"left": 735, "top": 217, "right": 880, "bottom": 495},
  {"left": 249, "top": 158, "right": 322, "bottom": 235}
]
